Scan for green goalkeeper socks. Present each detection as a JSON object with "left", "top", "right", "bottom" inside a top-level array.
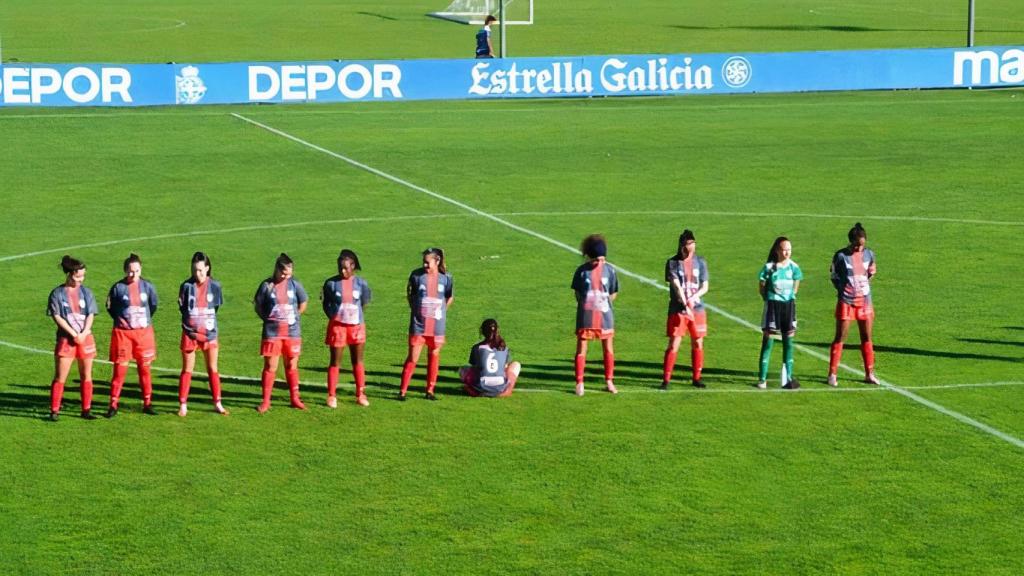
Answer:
[{"left": 758, "top": 337, "right": 774, "bottom": 381}]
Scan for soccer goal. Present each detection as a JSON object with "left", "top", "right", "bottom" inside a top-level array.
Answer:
[{"left": 428, "top": 0, "right": 534, "bottom": 25}]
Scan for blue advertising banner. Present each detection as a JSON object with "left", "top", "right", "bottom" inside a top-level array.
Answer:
[{"left": 2, "top": 46, "right": 1021, "bottom": 107}]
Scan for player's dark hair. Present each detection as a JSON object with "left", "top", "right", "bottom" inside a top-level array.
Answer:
[
  {"left": 274, "top": 253, "right": 293, "bottom": 274},
  {"left": 480, "top": 318, "right": 506, "bottom": 351},
  {"left": 60, "top": 255, "right": 85, "bottom": 274},
  {"left": 677, "top": 229, "right": 696, "bottom": 256},
  {"left": 767, "top": 236, "right": 790, "bottom": 264},
  {"left": 423, "top": 247, "right": 446, "bottom": 274},
  {"left": 581, "top": 234, "right": 607, "bottom": 259},
  {"left": 337, "top": 249, "right": 362, "bottom": 272},
  {"left": 485, "top": 15, "right": 498, "bottom": 24},
  {"left": 123, "top": 253, "right": 142, "bottom": 273},
  {"left": 848, "top": 222, "right": 867, "bottom": 244},
  {"left": 191, "top": 251, "right": 212, "bottom": 279}
]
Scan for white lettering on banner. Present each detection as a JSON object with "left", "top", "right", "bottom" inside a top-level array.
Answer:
[
  {"left": 0, "top": 66, "right": 132, "bottom": 104},
  {"left": 247, "top": 64, "right": 403, "bottom": 101},
  {"left": 469, "top": 62, "right": 593, "bottom": 96},
  {"left": 953, "top": 49, "right": 1024, "bottom": 85},
  {"left": 600, "top": 57, "right": 712, "bottom": 92}
]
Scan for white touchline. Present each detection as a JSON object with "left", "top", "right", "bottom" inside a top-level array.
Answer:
[{"left": 230, "top": 112, "right": 1024, "bottom": 450}]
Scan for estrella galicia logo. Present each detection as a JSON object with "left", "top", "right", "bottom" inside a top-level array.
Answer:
[
  {"left": 175, "top": 65, "right": 207, "bottom": 104},
  {"left": 721, "top": 56, "right": 752, "bottom": 88}
]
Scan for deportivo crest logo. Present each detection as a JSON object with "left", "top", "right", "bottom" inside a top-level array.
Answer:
[
  {"left": 721, "top": 56, "right": 752, "bottom": 88},
  {"left": 175, "top": 65, "right": 207, "bottom": 105}
]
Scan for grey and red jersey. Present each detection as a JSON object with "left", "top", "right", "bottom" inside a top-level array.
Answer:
[
  {"left": 831, "top": 247, "right": 876, "bottom": 306},
  {"left": 571, "top": 259, "right": 619, "bottom": 331},
  {"left": 47, "top": 284, "right": 98, "bottom": 339},
  {"left": 179, "top": 278, "right": 224, "bottom": 342},
  {"left": 468, "top": 342, "right": 511, "bottom": 396},
  {"left": 665, "top": 254, "right": 708, "bottom": 314},
  {"left": 407, "top": 269, "right": 453, "bottom": 337},
  {"left": 107, "top": 279, "right": 158, "bottom": 330},
  {"left": 321, "top": 275, "right": 372, "bottom": 325},
  {"left": 254, "top": 277, "right": 308, "bottom": 339}
]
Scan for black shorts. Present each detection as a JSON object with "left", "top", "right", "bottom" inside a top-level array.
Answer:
[{"left": 762, "top": 300, "right": 797, "bottom": 335}]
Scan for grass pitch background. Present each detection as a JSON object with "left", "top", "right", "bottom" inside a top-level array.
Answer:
[{"left": 2, "top": 2, "right": 1024, "bottom": 574}]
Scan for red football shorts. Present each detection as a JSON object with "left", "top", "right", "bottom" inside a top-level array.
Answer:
[
  {"left": 110, "top": 327, "right": 156, "bottom": 365},
  {"left": 261, "top": 337, "right": 302, "bottom": 358},
  {"left": 55, "top": 334, "right": 97, "bottom": 360},
  {"left": 409, "top": 334, "right": 445, "bottom": 348},
  {"left": 836, "top": 301, "right": 875, "bottom": 321},
  {"left": 180, "top": 332, "right": 218, "bottom": 353},
  {"left": 576, "top": 328, "right": 614, "bottom": 341},
  {"left": 325, "top": 320, "right": 366, "bottom": 347},
  {"left": 667, "top": 310, "right": 708, "bottom": 338}
]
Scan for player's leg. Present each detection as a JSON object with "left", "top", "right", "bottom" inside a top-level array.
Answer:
[
  {"left": 399, "top": 342, "right": 424, "bottom": 399},
  {"left": 204, "top": 346, "right": 227, "bottom": 414},
  {"left": 662, "top": 334, "right": 682, "bottom": 389},
  {"left": 49, "top": 355, "right": 74, "bottom": 419},
  {"left": 285, "top": 348, "right": 305, "bottom": 410},
  {"left": 327, "top": 345, "right": 343, "bottom": 408},
  {"left": 258, "top": 351, "right": 279, "bottom": 413},
  {"left": 574, "top": 337, "right": 589, "bottom": 395},
  {"left": 179, "top": 349, "right": 196, "bottom": 416},
  {"left": 757, "top": 332, "right": 774, "bottom": 389},
  {"left": 829, "top": 311, "right": 851, "bottom": 386},
  {"left": 78, "top": 357, "right": 95, "bottom": 419},
  {"left": 350, "top": 342, "right": 368, "bottom": 406},
  {"left": 425, "top": 342, "right": 443, "bottom": 399},
  {"left": 602, "top": 337, "right": 617, "bottom": 394},
  {"left": 858, "top": 316, "right": 878, "bottom": 384}
]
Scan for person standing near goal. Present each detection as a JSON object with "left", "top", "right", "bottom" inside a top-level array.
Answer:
[
  {"left": 827, "top": 223, "right": 879, "bottom": 386},
  {"left": 106, "top": 253, "right": 159, "bottom": 417},
  {"left": 254, "top": 253, "right": 309, "bottom": 413},
  {"left": 475, "top": 15, "right": 497, "bottom": 58},
  {"left": 399, "top": 248, "right": 453, "bottom": 401},
  {"left": 177, "top": 251, "right": 228, "bottom": 417},
  {"left": 571, "top": 234, "right": 619, "bottom": 396},
  {"left": 661, "top": 230, "right": 709, "bottom": 390},
  {"left": 46, "top": 255, "right": 99, "bottom": 421},
  {"left": 757, "top": 237, "right": 802, "bottom": 390},
  {"left": 322, "top": 249, "right": 372, "bottom": 408}
]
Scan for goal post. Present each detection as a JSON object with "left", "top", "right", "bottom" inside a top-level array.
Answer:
[{"left": 427, "top": 0, "right": 534, "bottom": 26}]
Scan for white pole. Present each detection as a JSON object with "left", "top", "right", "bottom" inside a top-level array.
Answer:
[
  {"left": 968, "top": 0, "right": 976, "bottom": 47},
  {"left": 499, "top": 1, "right": 507, "bottom": 57}
]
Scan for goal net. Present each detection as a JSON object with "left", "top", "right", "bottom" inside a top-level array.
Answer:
[{"left": 427, "top": 0, "right": 534, "bottom": 25}]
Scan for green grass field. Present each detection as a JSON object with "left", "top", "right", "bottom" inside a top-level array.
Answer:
[{"left": 2, "top": 2, "right": 1024, "bottom": 575}]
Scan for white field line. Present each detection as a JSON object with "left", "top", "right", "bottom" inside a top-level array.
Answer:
[
  {"left": 125, "top": 19, "right": 187, "bottom": 33},
  {"left": 1, "top": 93, "right": 1021, "bottom": 121},
  {"left": 229, "top": 112, "right": 1024, "bottom": 449},
  {"left": 2, "top": 337, "right": 1021, "bottom": 395}
]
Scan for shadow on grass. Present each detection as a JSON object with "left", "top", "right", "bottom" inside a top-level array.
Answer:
[
  {"left": 356, "top": 11, "right": 399, "bottom": 21},
  {"left": 804, "top": 341, "right": 1022, "bottom": 363},
  {"left": 957, "top": 337, "right": 1024, "bottom": 349},
  {"left": 669, "top": 24, "right": 1024, "bottom": 34}
]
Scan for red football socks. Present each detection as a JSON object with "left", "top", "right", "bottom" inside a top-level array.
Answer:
[
  {"left": 259, "top": 369, "right": 274, "bottom": 410},
  {"left": 353, "top": 363, "right": 366, "bottom": 398},
  {"left": 50, "top": 380, "right": 64, "bottom": 413},
  {"left": 286, "top": 369, "right": 304, "bottom": 409},
  {"left": 178, "top": 371, "right": 192, "bottom": 404},
  {"left": 691, "top": 346, "right": 704, "bottom": 380},
  {"left": 574, "top": 354, "right": 586, "bottom": 384},
  {"left": 327, "top": 366, "right": 339, "bottom": 398},
  {"left": 603, "top": 353, "right": 615, "bottom": 382},
  {"left": 662, "top": 350, "right": 677, "bottom": 382},
  {"left": 208, "top": 371, "right": 222, "bottom": 403},
  {"left": 399, "top": 360, "right": 416, "bottom": 395},
  {"left": 139, "top": 365, "right": 153, "bottom": 406},
  {"left": 81, "top": 380, "right": 93, "bottom": 412},
  {"left": 861, "top": 341, "right": 875, "bottom": 372},
  {"left": 426, "top": 354, "right": 439, "bottom": 394},
  {"left": 109, "top": 363, "right": 128, "bottom": 408},
  {"left": 829, "top": 342, "right": 843, "bottom": 375}
]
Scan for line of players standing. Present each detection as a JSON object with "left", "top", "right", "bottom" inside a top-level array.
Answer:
[{"left": 44, "top": 223, "right": 877, "bottom": 420}]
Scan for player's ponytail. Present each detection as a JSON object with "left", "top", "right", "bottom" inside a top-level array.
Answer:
[
  {"left": 480, "top": 318, "right": 506, "bottom": 351},
  {"left": 60, "top": 255, "right": 85, "bottom": 274},
  {"left": 848, "top": 222, "right": 867, "bottom": 244}
]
